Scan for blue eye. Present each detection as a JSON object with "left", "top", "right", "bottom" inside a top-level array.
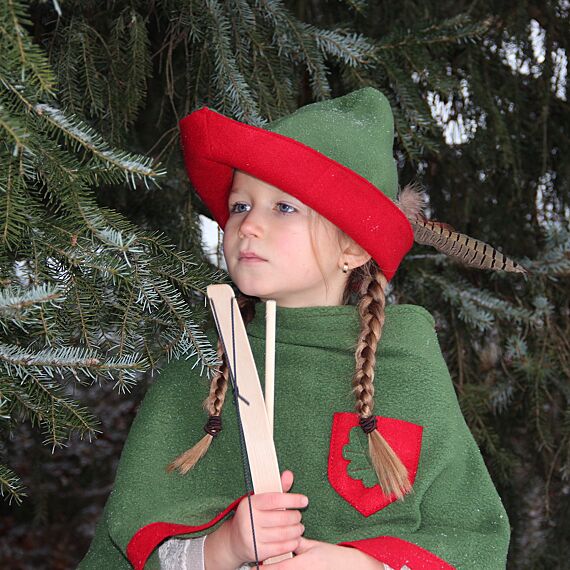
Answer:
[
  {"left": 229, "top": 201, "right": 296, "bottom": 215},
  {"left": 229, "top": 202, "right": 250, "bottom": 214},
  {"left": 277, "top": 203, "right": 296, "bottom": 214}
]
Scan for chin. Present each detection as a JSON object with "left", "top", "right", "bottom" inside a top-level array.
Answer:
[{"left": 233, "top": 280, "right": 273, "bottom": 300}]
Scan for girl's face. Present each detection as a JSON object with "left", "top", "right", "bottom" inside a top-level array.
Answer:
[{"left": 223, "top": 170, "right": 351, "bottom": 307}]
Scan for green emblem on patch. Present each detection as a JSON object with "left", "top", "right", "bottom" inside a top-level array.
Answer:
[{"left": 342, "top": 426, "right": 378, "bottom": 488}]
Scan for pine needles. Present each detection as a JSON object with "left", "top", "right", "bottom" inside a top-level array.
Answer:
[{"left": 0, "top": 0, "right": 223, "bottom": 505}]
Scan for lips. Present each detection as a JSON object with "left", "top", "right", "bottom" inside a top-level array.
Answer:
[{"left": 238, "top": 251, "right": 267, "bottom": 261}]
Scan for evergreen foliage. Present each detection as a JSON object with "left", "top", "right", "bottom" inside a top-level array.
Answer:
[
  {"left": 0, "top": 0, "right": 568, "bottom": 567},
  {"left": 0, "top": 0, "right": 224, "bottom": 506}
]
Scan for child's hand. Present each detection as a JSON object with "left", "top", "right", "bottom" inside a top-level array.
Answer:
[
  {"left": 228, "top": 470, "right": 307, "bottom": 563},
  {"left": 204, "top": 470, "right": 307, "bottom": 570},
  {"left": 269, "top": 537, "right": 386, "bottom": 569}
]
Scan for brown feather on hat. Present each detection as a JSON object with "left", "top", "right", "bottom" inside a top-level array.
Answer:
[{"left": 395, "top": 185, "right": 528, "bottom": 274}]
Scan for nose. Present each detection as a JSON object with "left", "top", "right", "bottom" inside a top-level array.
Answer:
[{"left": 238, "top": 209, "right": 265, "bottom": 239}]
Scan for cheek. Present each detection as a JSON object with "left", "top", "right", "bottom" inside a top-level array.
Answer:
[
  {"left": 222, "top": 220, "right": 238, "bottom": 248},
  {"left": 222, "top": 231, "right": 238, "bottom": 270},
  {"left": 312, "top": 225, "right": 342, "bottom": 261},
  {"left": 275, "top": 227, "right": 310, "bottom": 255},
  {"left": 280, "top": 233, "right": 321, "bottom": 274}
]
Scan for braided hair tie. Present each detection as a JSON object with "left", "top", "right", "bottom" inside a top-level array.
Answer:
[
  {"left": 204, "top": 415, "right": 222, "bottom": 437},
  {"left": 359, "top": 415, "right": 377, "bottom": 434}
]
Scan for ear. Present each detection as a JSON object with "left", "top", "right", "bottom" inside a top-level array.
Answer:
[{"left": 339, "top": 238, "right": 372, "bottom": 272}]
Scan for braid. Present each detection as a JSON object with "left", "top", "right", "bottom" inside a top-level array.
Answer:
[
  {"left": 351, "top": 262, "right": 411, "bottom": 499},
  {"left": 167, "top": 294, "right": 258, "bottom": 475},
  {"left": 205, "top": 340, "right": 230, "bottom": 415},
  {"left": 204, "top": 294, "right": 256, "bottom": 418}
]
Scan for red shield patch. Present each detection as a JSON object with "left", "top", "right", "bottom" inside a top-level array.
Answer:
[{"left": 328, "top": 412, "right": 423, "bottom": 517}]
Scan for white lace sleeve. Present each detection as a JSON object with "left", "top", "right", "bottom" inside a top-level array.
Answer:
[
  {"left": 158, "top": 536, "right": 206, "bottom": 570},
  {"left": 157, "top": 535, "right": 250, "bottom": 570}
]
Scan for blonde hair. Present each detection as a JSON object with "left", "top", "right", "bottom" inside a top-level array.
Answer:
[{"left": 168, "top": 220, "right": 410, "bottom": 499}]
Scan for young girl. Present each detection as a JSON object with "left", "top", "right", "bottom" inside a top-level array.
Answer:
[{"left": 80, "top": 88, "right": 512, "bottom": 570}]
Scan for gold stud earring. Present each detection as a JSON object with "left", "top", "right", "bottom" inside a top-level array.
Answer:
[{"left": 342, "top": 262, "right": 349, "bottom": 273}]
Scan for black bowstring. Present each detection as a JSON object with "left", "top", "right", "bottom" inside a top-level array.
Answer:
[{"left": 210, "top": 297, "right": 260, "bottom": 569}]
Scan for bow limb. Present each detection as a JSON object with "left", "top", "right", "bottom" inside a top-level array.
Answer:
[
  {"left": 207, "top": 285, "right": 292, "bottom": 564},
  {"left": 265, "top": 300, "right": 277, "bottom": 437}
]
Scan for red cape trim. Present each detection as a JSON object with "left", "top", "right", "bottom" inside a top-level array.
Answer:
[
  {"left": 179, "top": 108, "right": 414, "bottom": 281},
  {"left": 339, "top": 536, "right": 456, "bottom": 569},
  {"left": 126, "top": 495, "right": 246, "bottom": 570}
]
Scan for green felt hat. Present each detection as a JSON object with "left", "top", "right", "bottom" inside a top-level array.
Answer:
[
  {"left": 265, "top": 87, "right": 399, "bottom": 201},
  {"left": 180, "top": 87, "right": 413, "bottom": 281}
]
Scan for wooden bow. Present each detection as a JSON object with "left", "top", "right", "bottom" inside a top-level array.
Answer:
[{"left": 206, "top": 284, "right": 292, "bottom": 565}]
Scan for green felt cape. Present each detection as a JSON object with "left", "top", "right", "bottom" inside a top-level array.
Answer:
[{"left": 79, "top": 303, "right": 510, "bottom": 570}]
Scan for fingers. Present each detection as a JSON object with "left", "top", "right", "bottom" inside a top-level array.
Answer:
[
  {"left": 255, "top": 508, "right": 303, "bottom": 528},
  {"left": 258, "top": 523, "right": 305, "bottom": 544},
  {"left": 256, "top": 524, "right": 304, "bottom": 562},
  {"left": 229, "top": 475, "right": 307, "bottom": 564},
  {"left": 259, "top": 538, "right": 303, "bottom": 563},
  {"left": 281, "top": 469, "right": 294, "bottom": 492},
  {"left": 228, "top": 487, "right": 307, "bottom": 565},
  {"left": 253, "top": 491, "right": 308, "bottom": 511}
]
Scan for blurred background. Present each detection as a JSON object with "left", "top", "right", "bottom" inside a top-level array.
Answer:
[{"left": 0, "top": 0, "right": 569, "bottom": 568}]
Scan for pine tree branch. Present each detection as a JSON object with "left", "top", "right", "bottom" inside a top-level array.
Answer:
[
  {"left": 0, "top": 462, "right": 26, "bottom": 505},
  {"left": 255, "top": 0, "right": 331, "bottom": 99},
  {"left": 0, "top": 283, "right": 62, "bottom": 316},
  {"left": 34, "top": 103, "right": 163, "bottom": 183},
  {"left": 312, "top": 27, "right": 375, "bottom": 68},
  {"left": 2, "top": 0, "right": 56, "bottom": 96},
  {"left": 205, "top": 0, "right": 262, "bottom": 123},
  {"left": 374, "top": 15, "right": 490, "bottom": 52}
]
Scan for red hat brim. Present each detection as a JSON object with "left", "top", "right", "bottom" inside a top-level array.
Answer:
[{"left": 179, "top": 108, "right": 413, "bottom": 281}]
